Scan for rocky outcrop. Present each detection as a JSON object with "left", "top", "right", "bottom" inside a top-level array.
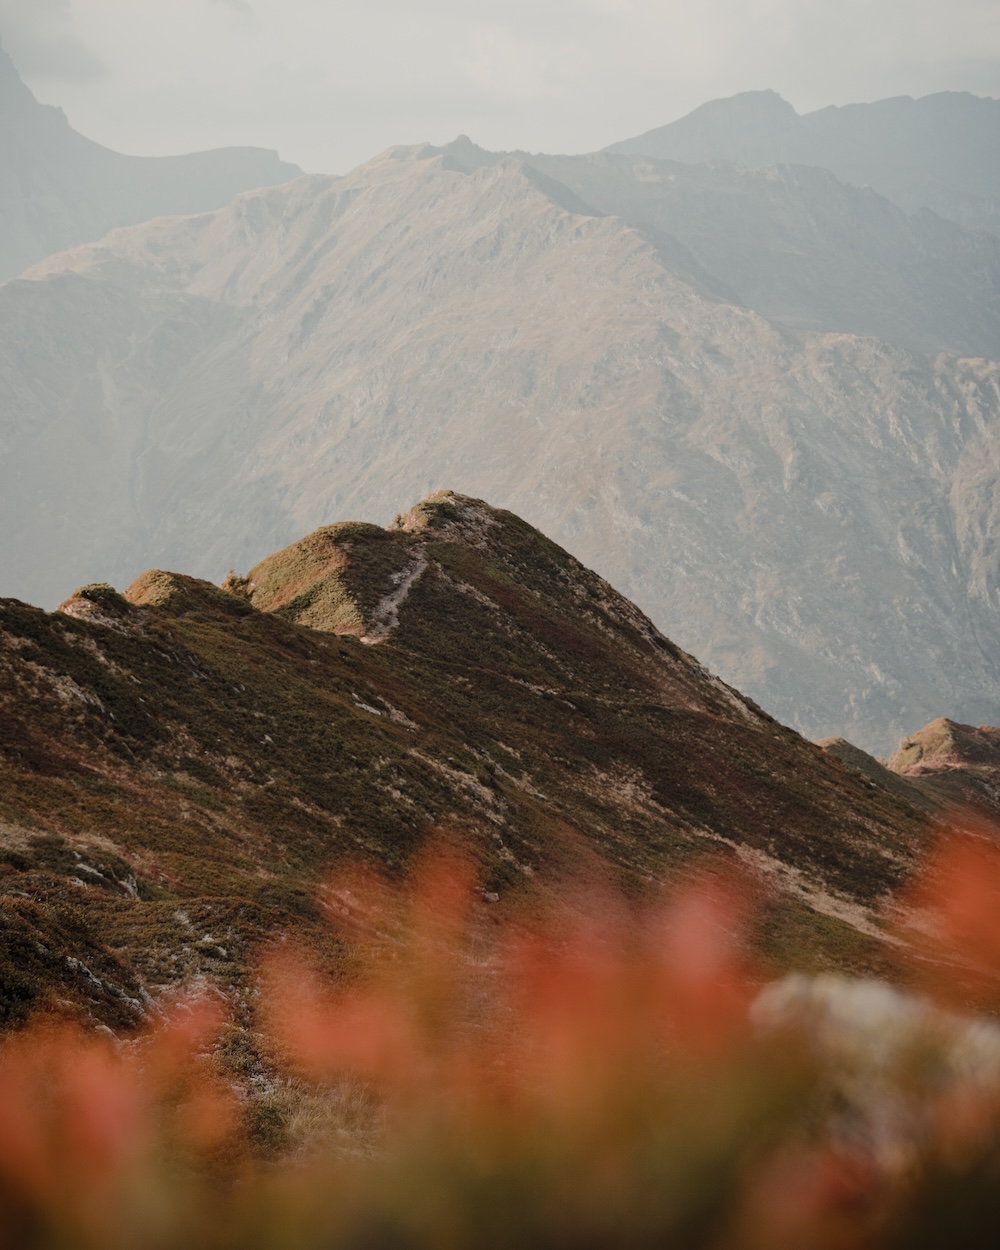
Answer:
[{"left": 887, "top": 718, "right": 1000, "bottom": 822}]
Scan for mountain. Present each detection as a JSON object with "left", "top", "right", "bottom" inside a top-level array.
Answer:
[
  {"left": 507, "top": 145, "right": 1000, "bottom": 357},
  {"left": 0, "top": 493, "right": 934, "bottom": 1027},
  {"left": 607, "top": 89, "right": 1000, "bottom": 237},
  {"left": 0, "top": 41, "right": 301, "bottom": 282},
  {"left": 887, "top": 717, "right": 1000, "bottom": 822},
  {"left": 818, "top": 736, "right": 931, "bottom": 810},
  {"left": 1, "top": 140, "right": 999, "bottom": 753}
]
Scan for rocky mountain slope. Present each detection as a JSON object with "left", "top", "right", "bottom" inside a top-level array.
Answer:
[
  {"left": 608, "top": 89, "right": 1000, "bottom": 237},
  {"left": 819, "top": 712, "right": 1000, "bottom": 829},
  {"left": 465, "top": 139, "right": 1000, "bottom": 357},
  {"left": 0, "top": 493, "right": 932, "bottom": 1027},
  {"left": 886, "top": 717, "right": 1000, "bottom": 822},
  {"left": 2, "top": 139, "right": 999, "bottom": 752},
  {"left": 0, "top": 41, "right": 301, "bottom": 282}
]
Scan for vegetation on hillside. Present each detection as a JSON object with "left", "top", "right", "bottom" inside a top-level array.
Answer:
[
  {"left": 2, "top": 835, "right": 1000, "bottom": 1247},
  {"left": 0, "top": 496, "right": 933, "bottom": 1025}
]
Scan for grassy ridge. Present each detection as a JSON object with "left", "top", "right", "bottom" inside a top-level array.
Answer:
[{"left": 0, "top": 493, "right": 932, "bottom": 1026}]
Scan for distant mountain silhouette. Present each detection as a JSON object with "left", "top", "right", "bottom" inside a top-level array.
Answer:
[
  {"left": 607, "top": 89, "right": 1000, "bottom": 236},
  {"left": 0, "top": 40, "right": 302, "bottom": 281}
]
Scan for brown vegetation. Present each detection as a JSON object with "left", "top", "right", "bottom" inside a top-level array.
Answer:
[
  {"left": 0, "top": 496, "right": 937, "bottom": 1026},
  {"left": 2, "top": 835, "right": 1000, "bottom": 1247}
]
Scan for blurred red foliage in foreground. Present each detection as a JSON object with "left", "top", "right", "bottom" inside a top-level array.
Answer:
[{"left": 4, "top": 836, "right": 1000, "bottom": 1248}]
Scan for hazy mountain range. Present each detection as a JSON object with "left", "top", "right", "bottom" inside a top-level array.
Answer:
[
  {"left": 2, "top": 47, "right": 1000, "bottom": 754},
  {"left": 609, "top": 88, "right": 1000, "bottom": 237},
  {"left": 0, "top": 40, "right": 301, "bottom": 283}
]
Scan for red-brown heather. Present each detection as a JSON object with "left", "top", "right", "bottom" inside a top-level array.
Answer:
[{"left": 1, "top": 834, "right": 1000, "bottom": 1249}]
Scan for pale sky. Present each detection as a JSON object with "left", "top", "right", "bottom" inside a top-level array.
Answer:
[{"left": 2, "top": 0, "right": 999, "bottom": 173}]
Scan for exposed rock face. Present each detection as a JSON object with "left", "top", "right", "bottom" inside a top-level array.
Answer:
[
  {"left": 0, "top": 494, "right": 933, "bottom": 1020},
  {"left": 607, "top": 89, "right": 1000, "bottom": 237},
  {"left": 1, "top": 141, "right": 1000, "bottom": 752},
  {"left": 887, "top": 718, "right": 1000, "bottom": 822},
  {"left": 0, "top": 41, "right": 301, "bottom": 282}
]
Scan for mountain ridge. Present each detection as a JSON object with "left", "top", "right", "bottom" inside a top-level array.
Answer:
[
  {"left": 0, "top": 40, "right": 302, "bottom": 282},
  {"left": 0, "top": 492, "right": 937, "bottom": 1026},
  {"left": 607, "top": 88, "right": 1000, "bottom": 236},
  {"left": 441, "top": 140, "right": 1000, "bottom": 358}
]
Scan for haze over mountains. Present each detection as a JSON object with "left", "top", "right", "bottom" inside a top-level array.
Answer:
[
  {"left": 2, "top": 46, "right": 1000, "bottom": 754},
  {"left": 608, "top": 89, "right": 1000, "bottom": 237},
  {"left": 0, "top": 41, "right": 301, "bottom": 283}
]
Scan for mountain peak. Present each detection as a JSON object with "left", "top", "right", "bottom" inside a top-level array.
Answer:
[
  {"left": 233, "top": 520, "right": 417, "bottom": 640},
  {"left": 393, "top": 490, "right": 502, "bottom": 539},
  {"left": 606, "top": 88, "right": 1000, "bottom": 234},
  {"left": 885, "top": 717, "right": 1000, "bottom": 823},
  {"left": 0, "top": 38, "right": 45, "bottom": 115},
  {"left": 227, "top": 492, "right": 671, "bottom": 652},
  {"left": 684, "top": 88, "right": 797, "bottom": 122},
  {"left": 889, "top": 718, "right": 1000, "bottom": 772},
  {"left": 606, "top": 89, "right": 799, "bottom": 163}
]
